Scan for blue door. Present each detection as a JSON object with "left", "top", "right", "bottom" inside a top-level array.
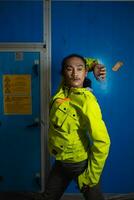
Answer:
[{"left": 0, "top": 52, "right": 41, "bottom": 191}]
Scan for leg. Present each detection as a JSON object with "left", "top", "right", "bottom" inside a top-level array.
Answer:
[
  {"left": 42, "top": 161, "right": 72, "bottom": 200},
  {"left": 82, "top": 184, "right": 105, "bottom": 200}
]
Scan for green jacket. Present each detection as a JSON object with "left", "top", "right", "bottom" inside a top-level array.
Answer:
[{"left": 49, "top": 86, "right": 110, "bottom": 189}]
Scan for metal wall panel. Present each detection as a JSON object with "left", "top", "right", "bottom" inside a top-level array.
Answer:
[
  {"left": 0, "top": 1, "right": 43, "bottom": 42},
  {"left": 52, "top": 1, "right": 134, "bottom": 193}
]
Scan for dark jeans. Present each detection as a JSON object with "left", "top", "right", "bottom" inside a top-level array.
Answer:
[{"left": 42, "top": 160, "right": 105, "bottom": 200}]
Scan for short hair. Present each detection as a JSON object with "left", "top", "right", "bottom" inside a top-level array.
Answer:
[{"left": 61, "top": 53, "right": 86, "bottom": 75}]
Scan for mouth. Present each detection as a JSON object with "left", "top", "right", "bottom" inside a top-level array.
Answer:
[
  {"left": 67, "top": 78, "right": 82, "bottom": 87},
  {"left": 71, "top": 78, "right": 80, "bottom": 81}
]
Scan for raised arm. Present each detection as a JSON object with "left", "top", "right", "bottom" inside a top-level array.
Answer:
[{"left": 85, "top": 57, "right": 106, "bottom": 80}]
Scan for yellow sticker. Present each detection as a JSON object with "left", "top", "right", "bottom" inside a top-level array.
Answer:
[
  {"left": 3, "top": 75, "right": 32, "bottom": 115},
  {"left": 3, "top": 75, "right": 31, "bottom": 95}
]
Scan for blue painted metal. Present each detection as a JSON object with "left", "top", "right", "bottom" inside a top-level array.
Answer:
[
  {"left": 52, "top": 1, "right": 134, "bottom": 193},
  {"left": 0, "top": 1, "right": 43, "bottom": 42},
  {"left": 0, "top": 52, "right": 41, "bottom": 191}
]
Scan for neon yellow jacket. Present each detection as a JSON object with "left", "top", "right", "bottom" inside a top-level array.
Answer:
[
  {"left": 49, "top": 86, "right": 110, "bottom": 189},
  {"left": 84, "top": 57, "right": 98, "bottom": 71}
]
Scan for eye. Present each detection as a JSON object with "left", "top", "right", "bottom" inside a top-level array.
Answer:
[
  {"left": 77, "top": 67, "right": 83, "bottom": 71},
  {"left": 66, "top": 66, "right": 72, "bottom": 71},
  {"left": 77, "top": 64, "right": 85, "bottom": 71}
]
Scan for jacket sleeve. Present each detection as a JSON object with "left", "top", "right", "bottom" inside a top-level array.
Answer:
[
  {"left": 78, "top": 94, "right": 110, "bottom": 189},
  {"left": 84, "top": 57, "right": 98, "bottom": 71}
]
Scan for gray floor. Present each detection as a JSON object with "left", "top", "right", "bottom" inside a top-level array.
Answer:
[{"left": 0, "top": 193, "right": 134, "bottom": 200}]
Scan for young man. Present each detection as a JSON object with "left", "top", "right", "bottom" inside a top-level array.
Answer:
[{"left": 43, "top": 54, "right": 110, "bottom": 200}]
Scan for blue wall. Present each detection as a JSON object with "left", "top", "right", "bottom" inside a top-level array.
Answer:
[
  {"left": 0, "top": 0, "right": 43, "bottom": 42},
  {"left": 52, "top": 1, "right": 134, "bottom": 193}
]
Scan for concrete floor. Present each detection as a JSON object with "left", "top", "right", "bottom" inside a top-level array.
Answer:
[{"left": 0, "top": 193, "right": 134, "bottom": 200}]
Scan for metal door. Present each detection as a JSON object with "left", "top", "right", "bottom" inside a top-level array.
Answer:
[{"left": 0, "top": 52, "right": 41, "bottom": 191}]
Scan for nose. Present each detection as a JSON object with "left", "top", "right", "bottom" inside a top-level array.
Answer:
[{"left": 72, "top": 68, "right": 78, "bottom": 77}]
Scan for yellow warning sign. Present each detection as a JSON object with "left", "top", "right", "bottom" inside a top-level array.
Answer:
[
  {"left": 3, "top": 75, "right": 32, "bottom": 115},
  {"left": 3, "top": 75, "right": 31, "bottom": 95}
]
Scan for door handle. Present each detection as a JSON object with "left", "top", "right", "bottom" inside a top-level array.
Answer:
[
  {"left": 26, "top": 121, "right": 40, "bottom": 128},
  {"left": 26, "top": 118, "right": 40, "bottom": 128},
  {"left": 26, "top": 118, "right": 45, "bottom": 128}
]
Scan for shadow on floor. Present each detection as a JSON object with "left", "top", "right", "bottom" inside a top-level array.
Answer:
[{"left": 0, "top": 193, "right": 134, "bottom": 200}]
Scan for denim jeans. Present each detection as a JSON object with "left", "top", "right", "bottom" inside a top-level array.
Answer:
[{"left": 42, "top": 160, "right": 105, "bottom": 200}]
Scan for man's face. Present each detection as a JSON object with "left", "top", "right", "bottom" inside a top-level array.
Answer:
[{"left": 63, "top": 57, "right": 87, "bottom": 88}]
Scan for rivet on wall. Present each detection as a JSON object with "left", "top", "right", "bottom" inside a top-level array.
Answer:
[{"left": 15, "top": 52, "right": 23, "bottom": 61}]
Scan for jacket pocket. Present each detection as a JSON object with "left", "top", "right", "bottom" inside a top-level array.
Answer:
[
  {"left": 50, "top": 102, "right": 69, "bottom": 128},
  {"left": 49, "top": 135, "right": 67, "bottom": 155}
]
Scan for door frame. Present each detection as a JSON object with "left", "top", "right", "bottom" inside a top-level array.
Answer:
[{"left": 0, "top": 45, "right": 50, "bottom": 192}]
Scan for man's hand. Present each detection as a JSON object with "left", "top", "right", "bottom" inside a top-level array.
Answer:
[{"left": 93, "top": 64, "right": 106, "bottom": 81}]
